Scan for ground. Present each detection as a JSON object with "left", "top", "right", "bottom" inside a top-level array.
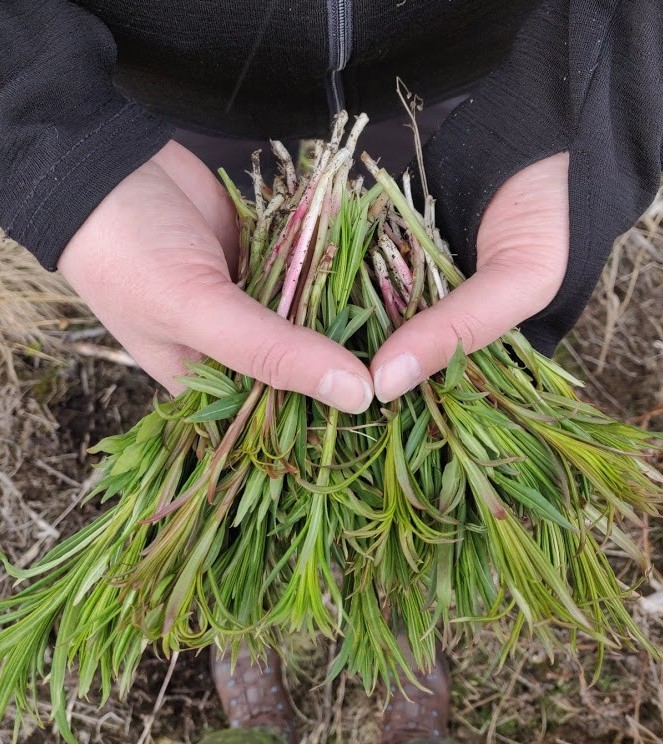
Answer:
[{"left": 0, "top": 186, "right": 662, "bottom": 744}]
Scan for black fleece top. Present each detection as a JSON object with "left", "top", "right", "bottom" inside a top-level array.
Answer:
[{"left": 1, "top": 1, "right": 661, "bottom": 354}]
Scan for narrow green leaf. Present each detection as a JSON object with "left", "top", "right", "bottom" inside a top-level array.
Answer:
[
  {"left": 443, "top": 341, "right": 467, "bottom": 390},
  {"left": 187, "top": 392, "right": 249, "bottom": 423},
  {"left": 325, "top": 306, "right": 351, "bottom": 342},
  {"left": 493, "top": 474, "right": 577, "bottom": 531},
  {"left": 338, "top": 306, "right": 375, "bottom": 346}
]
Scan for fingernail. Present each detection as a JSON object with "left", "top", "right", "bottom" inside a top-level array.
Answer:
[
  {"left": 316, "top": 370, "right": 373, "bottom": 414},
  {"left": 374, "top": 353, "right": 422, "bottom": 402}
]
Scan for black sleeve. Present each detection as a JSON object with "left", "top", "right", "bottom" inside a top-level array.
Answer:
[
  {"left": 0, "top": 1, "right": 174, "bottom": 270},
  {"left": 421, "top": 0, "right": 663, "bottom": 355}
]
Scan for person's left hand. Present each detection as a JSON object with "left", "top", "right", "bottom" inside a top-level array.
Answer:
[{"left": 371, "top": 152, "right": 570, "bottom": 402}]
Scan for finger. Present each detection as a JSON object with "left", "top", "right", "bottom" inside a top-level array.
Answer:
[
  {"left": 371, "top": 259, "right": 561, "bottom": 403},
  {"left": 153, "top": 141, "right": 240, "bottom": 269},
  {"left": 126, "top": 339, "right": 202, "bottom": 396},
  {"left": 173, "top": 279, "right": 374, "bottom": 414},
  {"left": 372, "top": 153, "right": 570, "bottom": 403}
]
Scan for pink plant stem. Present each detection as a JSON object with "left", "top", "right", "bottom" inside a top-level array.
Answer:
[
  {"left": 277, "top": 148, "right": 349, "bottom": 318},
  {"left": 378, "top": 233, "right": 412, "bottom": 297},
  {"left": 388, "top": 209, "right": 446, "bottom": 301},
  {"left": 372, "top": 251, "right": 401, "bottom": 328},
  {"left": 361, "top": 152, "right": 463, "bottom": 287},
  {"left": 263, "top": 148, "right": 332, "bottom": 275},
  {"left": 386, "top": 218, "right": 403, "bottom": 246},
  {"left": 295, "top": 182, "right": 333, "bottom": 326},
  {"left": 392, "top": 291, "right": 407, "bottom": 314}
]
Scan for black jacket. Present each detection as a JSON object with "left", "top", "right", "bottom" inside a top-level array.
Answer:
[{"left": 1, "top": 1, "right": 662, "bottom": 353}]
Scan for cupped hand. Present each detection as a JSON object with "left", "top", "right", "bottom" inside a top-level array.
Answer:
[
  {"left": 371, "top": 152, "right": 570, "bottom": 401},
  {"left": 58, "top": 141, "right": 373, "bottom": 413}
]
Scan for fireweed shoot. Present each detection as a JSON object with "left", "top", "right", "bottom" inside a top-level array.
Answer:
[{"left": 1, "top": 113, "right": 662, "bottom": 742}]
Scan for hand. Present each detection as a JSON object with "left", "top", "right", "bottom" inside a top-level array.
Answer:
[
  {"left": 58, "top": 141, "right": 373, "bottom": 413},
  {"left": 371, "top": 152, "right": 570, "bottom": 401}
]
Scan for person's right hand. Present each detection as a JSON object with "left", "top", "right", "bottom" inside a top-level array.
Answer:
[{"left": 58, "top": 141, "right": 373, "bottom": 414}]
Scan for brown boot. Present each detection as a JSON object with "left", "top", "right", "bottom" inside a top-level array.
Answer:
[
  {"left": 210, "top": 644, "right": 297, "bottom": 744},
  {"left": 382, "top": 637, "right": 452, "bottom": 744}
]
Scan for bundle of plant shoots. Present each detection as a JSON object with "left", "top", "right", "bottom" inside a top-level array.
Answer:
[{"left": 2, "top": 113, "right": 662, "bottom": 742}]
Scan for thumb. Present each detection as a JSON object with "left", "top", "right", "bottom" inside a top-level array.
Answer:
[
  {"left": 173, "top": 278, "right": 374, "bottom": 414},
  {"left": 370, "top": 262, "right": 556, "bottom": 402},
  {"left": 371, "top": 153, "right": 570, "bottom": 402}
]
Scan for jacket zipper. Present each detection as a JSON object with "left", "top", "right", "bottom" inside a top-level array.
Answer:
[{"left": 326, "top": 0, "right": 353, "bottom": 116}]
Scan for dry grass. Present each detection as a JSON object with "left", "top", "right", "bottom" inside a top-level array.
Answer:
[
  {"left": 0, "top": 189, "right": 662, "bottom": 743},
  {"left": 563, "top": 193, "right": 663, "bottom": 430},
  {"left": 0, "top": 233, "right": 89, "bottom": 381}
]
